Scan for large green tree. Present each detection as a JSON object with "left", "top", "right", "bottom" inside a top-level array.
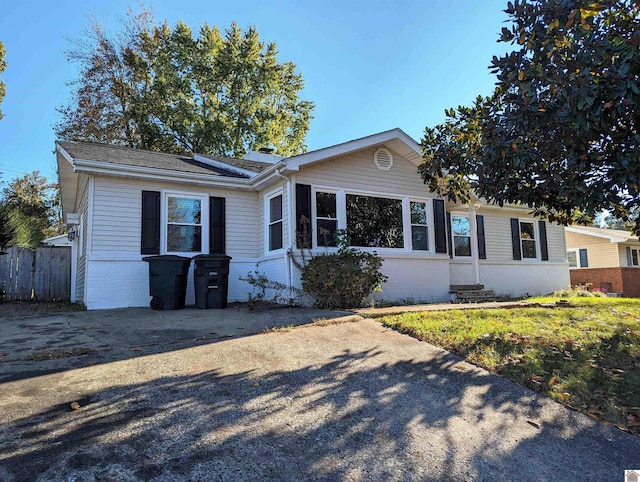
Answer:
[
  {"left": 0, "top": 172, "right": 59, "bottom": 249},
  {"left": 56, "top": 10, "right": 314, "bottom": 157},
  {"left": 420, "top": 0, "right": 640, "bottom": 232},
  {"left": 0, "top": 40, "right": 6, "bottom": 120}
]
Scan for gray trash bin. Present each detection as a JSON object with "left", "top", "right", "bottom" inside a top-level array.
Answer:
[
  {"left": 193, "top": 254, "right": 232, "bottom": 309},
  {"left": 143, "top": 255, "right": 192, "bottom": 310}
]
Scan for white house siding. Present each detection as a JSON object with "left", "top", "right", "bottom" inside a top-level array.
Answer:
[
  {"left": 257, "top": 181, "right": 289, "bottom": 257},
  {"left": 373, "top": 256, "right": 450, "bottom": 303},
  {"left": 292, "top": 148, "right": 449, "bottom": 303},
  {"left": 75, "top": 175, "right": 90, "bottom": 303},
  {"left": 451, "top": 209, "right": 569, "bottom": 296},
  {"left": 479, "top": 261, "right": 569, "bottom": 297},
  {"left": 294, "top": 147, "right": 436, "bottom": 199},
  {"left": 83, "top": 175, "right": 260, "bottom": 309},
  {"left": 482, "top": 209, "right": 566, "bottom": 262}
]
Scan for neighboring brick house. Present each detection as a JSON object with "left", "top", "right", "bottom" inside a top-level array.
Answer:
[{"left": 565, "top": 226, "right": 640, "bottom": 297}]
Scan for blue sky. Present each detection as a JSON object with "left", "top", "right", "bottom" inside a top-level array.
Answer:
[{"left": 0, "top": 1, "right": 509, "bottom": 183}]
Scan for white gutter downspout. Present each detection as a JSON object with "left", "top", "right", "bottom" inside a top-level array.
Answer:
[{"left": 275, "top": 168, "right": 294, "bottom": 292}]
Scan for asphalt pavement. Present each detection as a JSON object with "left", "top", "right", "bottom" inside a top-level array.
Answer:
[{"left": 0, "top": 305, "right": 638, "bottom": 481}]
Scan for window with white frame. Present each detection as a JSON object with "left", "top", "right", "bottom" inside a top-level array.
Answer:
[
  {"left": 315, "top": 191, "right": 337, "bottom": 247},
  {"left": 520, "top": 220, "right": 537, "bottom": 259},
  {"left": 629, "top": 247, "right": 640, "bottom": 266},
  {"left": 410, "top": 201, "right": 429, "bottom": 251},
  {"left": 268, "top": 192, "right": 283, "bottom": 251},
  {"left": 346, "top": 194, "right": 404, "bottom": 248},
  {"left": 452, "top": 214, "right": 471, "bottom": 257},
  {"left": 567, "top": 248, "right": 588, "bottom": 268},
  {"left": 165, "top": 194, "right": 204, "bottom": 253}
]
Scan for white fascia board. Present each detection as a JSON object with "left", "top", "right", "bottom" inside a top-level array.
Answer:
[
  {"left": 192, "top": 153, "right": 256, "bottom": 178},
  {"left": 284, "top": 128, "right": 421, "bottom": 171},
  {"left": 56, "top": 142, "right": 75, "bottom": 166},
  {"left": 564, "top": 226, "right": 629, "bottom": 243},
  {"left": 249, "top": 160, "right": 287, "bottom": 188},
  {"left": 65, "top": 213, "right": 80, "bottom": 225},
  {"left": 71, "top": 158, "right": 253, "bottom": 190}
]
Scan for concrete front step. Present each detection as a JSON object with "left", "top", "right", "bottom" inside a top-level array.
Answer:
[
  {"left": 452, "top": 288, "right": 499, "bottom": 303},
  {"left": 449, "top": 284, "right": 485, "bottom": 292}
]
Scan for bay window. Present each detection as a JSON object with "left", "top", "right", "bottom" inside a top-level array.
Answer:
[
  {"left": 410, "top": 201, "right": 429, "bottom": 251},
  {"left": 315, "top": 191, "right": 338, "bottom": 247},
  {"left": 346, "top": 194, "right": 404, "bottom": 248}
]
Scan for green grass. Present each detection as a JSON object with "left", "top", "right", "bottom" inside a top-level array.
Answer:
[{"left": 380, "top": 297, "right": 640, "bottom": 433}]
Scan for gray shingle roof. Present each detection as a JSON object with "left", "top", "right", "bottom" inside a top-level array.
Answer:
[
  {"left": 196, "top": 153, "right": 273, "bottom": 173},
  {"left": 57, "top": 141, "right": 248, "bottom": 178}
]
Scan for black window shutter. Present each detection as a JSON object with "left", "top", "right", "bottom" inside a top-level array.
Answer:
[
  {"left": 579, "top": 248, "right": 588, "bottom": 267},
  {"left": 433, "top": 199, "right": 447, "bottom": 254},
  {"left": 210, "top": 196, "right": 225, "bottom": 254},
  {"left": 141, "top": 190, "right": 160, "bottom": 255},
  {"left": 510, "top": 218, "right": 522, "bottom": 260},
  {"left": 295, "top": 183, "right": 312, "bottom": 249},
  {"left": 477, "top": 215, "right": 486, "bottom": 259},
  {"left": 538, "top": 220, "right": 549, "bottom": 261}
]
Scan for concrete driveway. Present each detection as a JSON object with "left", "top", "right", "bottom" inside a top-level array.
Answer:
[{"left": 0, "top": 306, "right": 639, "bottom": 481}]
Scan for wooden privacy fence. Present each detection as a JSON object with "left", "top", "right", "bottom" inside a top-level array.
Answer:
[{"left": 0, "top": 246, "right": 71, "bottom": 302}]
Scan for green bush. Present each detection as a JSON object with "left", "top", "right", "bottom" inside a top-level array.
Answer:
[{"left": 300, "top": 232, "right": 387, "bottom": 309}]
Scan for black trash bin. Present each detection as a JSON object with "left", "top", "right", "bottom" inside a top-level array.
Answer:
[
  {"left": 143, "top": 255, "right": 192, "bottom": 310},
  {"left": 193, "top": 254, "right": 232, "bottom": 309}
]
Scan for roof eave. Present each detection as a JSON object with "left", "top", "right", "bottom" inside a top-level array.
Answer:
[
  {"left": 284, "top": 128, "right": 422, "bottom": 171},
  {"left": 564, "top": 226, "right": 631, "bottom": 243}
]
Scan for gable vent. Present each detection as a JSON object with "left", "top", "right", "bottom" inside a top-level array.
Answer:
[{"left": 374, "top": 147, "right": 393, "bottom": 171}]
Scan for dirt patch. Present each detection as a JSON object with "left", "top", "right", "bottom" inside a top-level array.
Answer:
[
  {"left": 24, "top": 347, "right": 95, "bottom": 361},
  {"left": 0, "top": 302, "right": 85, "bottom": 318}
]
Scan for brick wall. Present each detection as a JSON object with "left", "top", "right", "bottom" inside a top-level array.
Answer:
[
  {"left": 570, "top": 268, "right": 624, "bottom": 294},
  {"left": 621, "top": 268, "right": 640, "bottom": 298},
  {"left": 570, "top": 267, "right": 640, "bottom": 297}
]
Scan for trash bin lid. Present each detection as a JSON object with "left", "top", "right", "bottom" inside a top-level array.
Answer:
[
  {"left": 192, "top": 254, "right": 232, "bottom": 261},
  {"left": 143, "top": 255, "right": 193, "bottom": 262}
]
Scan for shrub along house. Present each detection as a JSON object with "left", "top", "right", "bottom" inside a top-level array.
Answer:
[
  {"left": 565, "top": 225, "right": 640, "bottom": 297},
  {"left": 56, "top": 128, "right": 570, "bottom": 310}
]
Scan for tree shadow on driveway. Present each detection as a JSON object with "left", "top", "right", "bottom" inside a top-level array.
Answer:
[{"left": 0, "top": 320, "right": 638, "bottom": 481}]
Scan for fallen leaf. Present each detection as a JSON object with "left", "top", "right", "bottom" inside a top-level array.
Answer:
[
  {"left": 531, "top": 375, "right": 544, "bottom": 382},
  {"left": 610, "top": 368, "right": 625, "bottom": 374},
  {"left": 526, "top": 420, "right": 540, "bottom": 429},
  {"left": 362, "top": 417, "right": 375, "bottom": 422},
  {"left": 86, "top": 361, "right": 99, "bottom": 366},
  {"left": 627, "top": 414, "right": 640, "bottom": 427},
  {"left": 70, "top": 402, "right": 80, "bottom": 410},
  {"left": 252, "top": 382, "right": 260, "bottom": 388},
  {"left": 130, "top": 347, "right": 143, "bottom": 352},
  {"left": 454, "top": 364, "right": 468, "bottom": 371},
  {"left": 548, "top": 376, "right": 560, "bottom": 386}
]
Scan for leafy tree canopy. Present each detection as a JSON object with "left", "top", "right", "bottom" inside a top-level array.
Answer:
[
  {"left": 420, "top": 0, "right": 640, "bottom": 232},
  {"left": 0, "top": 40, "right": 6, "bottom": 120},
  {"left": 55, "top": 9, "right": 314, "bottom": 157},
  {"left": 0, "top": 172, "right": 62, "bottom": 249}
]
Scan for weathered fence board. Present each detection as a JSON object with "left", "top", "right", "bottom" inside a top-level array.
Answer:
[{"left": 0, "top": 246, "right": 71, "bottom": 302}]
